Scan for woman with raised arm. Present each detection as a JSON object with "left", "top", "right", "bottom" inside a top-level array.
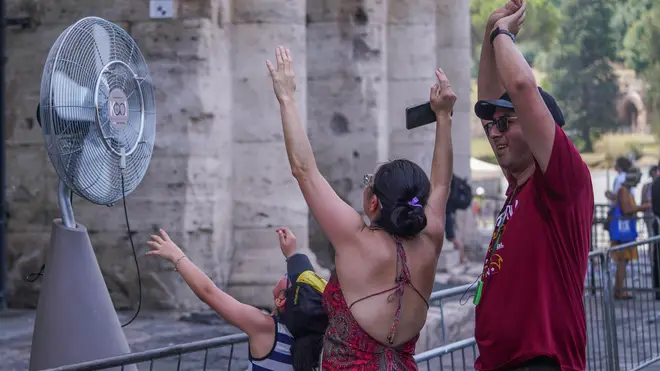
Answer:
[{"left": 266, "top": 46, "right": 456, "bottom": 370}]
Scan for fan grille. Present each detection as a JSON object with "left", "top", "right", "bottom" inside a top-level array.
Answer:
[{"left": 40, "top": 17, "right": 156, "bottom": 206}]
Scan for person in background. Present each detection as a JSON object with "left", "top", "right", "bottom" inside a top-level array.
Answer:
[
  {"left": 641, "top": 166, "right": 658, "bottom": 235},
  {"left": 446, "top": 174, "right": 473, "bottom": 265},
  {"left": 650, "top": 164, "right": 660, "bottom": 300},
  {"left": 146, "top": 228, "right": 296, "bottom": 371},
  {"left": 445, "top": 209, "right": 465, "bottom": 264},
  {"left": 606, "top": 156, "right": 633, "bottom": 203},
  {"left": 609, "top": 168, "right": 649, "bottom": 299}
]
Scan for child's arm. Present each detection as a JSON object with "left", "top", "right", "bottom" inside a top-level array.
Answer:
[{"left": 147, "top": 229, "right": 274, "bottom": 337}]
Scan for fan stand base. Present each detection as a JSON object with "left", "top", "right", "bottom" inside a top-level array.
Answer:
[{"left": 29, "top": 219, "right": 136, "bottom": 371}]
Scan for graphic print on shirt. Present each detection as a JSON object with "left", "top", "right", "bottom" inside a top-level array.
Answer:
[{"left": 482, "top": 198, "right": 519, "bottom": 279}]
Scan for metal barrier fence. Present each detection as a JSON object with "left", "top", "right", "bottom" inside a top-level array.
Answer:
[
  {"left": 46, "top": 285, "right": 479, "bottom": 371},
  {"left": 46, "top": 212, "right": 660, "bottom": 371},
  {"left": 45, "top": 333, "right": 249, "bottom": 371}
]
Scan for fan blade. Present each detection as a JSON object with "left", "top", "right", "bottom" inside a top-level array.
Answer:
[
  {"left": 75, "top": 132, "right": 114, "bottom": 197},
  {"left": 92, "top": 23, "right": 111, "bottom": 76},
  {"left": 52, "top": 71, "right": 95, "bottom": 122}
]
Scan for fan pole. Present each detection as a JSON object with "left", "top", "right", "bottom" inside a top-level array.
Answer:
[{"left": 29, "top": 181, "right": 136, "bottom": 370}]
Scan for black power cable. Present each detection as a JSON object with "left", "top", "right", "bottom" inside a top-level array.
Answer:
[
  {"left": 119, "top": 172, "right": 142, "bottom": 327},
  {"left": 26, "top": 175, "right": 143, "bottom": 327}
]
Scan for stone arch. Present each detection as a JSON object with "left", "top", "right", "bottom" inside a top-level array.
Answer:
[{"left": 618, "top": 90, "right": 648, "bottom": 133}]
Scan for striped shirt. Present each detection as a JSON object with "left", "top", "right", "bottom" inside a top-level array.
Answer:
[{"left": 248, "top": 315, "right": 294, "bottom": 371}]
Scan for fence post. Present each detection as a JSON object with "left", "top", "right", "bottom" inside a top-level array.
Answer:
[{"left": 599, "top": 252, "right": 620, "bottom": 371}]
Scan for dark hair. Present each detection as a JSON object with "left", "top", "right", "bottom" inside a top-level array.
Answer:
[
  {"left": 291, "top": 334, "right": 323, "bottom": 371},
  {"left": 615, "top": 156, "right": 632, "bottom": 172},
  {"left": 371, "top": 159, "right": 430, "bottom": 238},
  {"left": 650, "top": 166, "right": 659, "bottom": 178}
]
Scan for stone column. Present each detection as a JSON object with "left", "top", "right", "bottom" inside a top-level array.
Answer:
[
  {"left": 4, "top": 0, "right": 235, "bottom": 310},
  {"left": 437, "top": 0, "right": 471, "bottom": 179},
  {"left": 436, "top": 0, "right": 476, "bottom": 265},
  {"left": 228, "top": 0, "right": 311, "bottom": 308},
  {"left": 306, "top": 0, "right": 389, "bottom": 268},
  {"left": 387, "top": 0, "right": 438, "bottom": 173}
]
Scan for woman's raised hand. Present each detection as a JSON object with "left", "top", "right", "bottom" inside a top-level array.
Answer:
[
  {"left": 429, "top": 68, "right": 457, "bottom": 115},
  {"left": 266, "top": 46, "right": 297, "bottom": 104}
]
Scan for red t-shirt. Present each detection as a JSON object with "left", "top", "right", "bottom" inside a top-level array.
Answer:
[{"left": 474, "top": 125, "right": 594, "bottom": 371}]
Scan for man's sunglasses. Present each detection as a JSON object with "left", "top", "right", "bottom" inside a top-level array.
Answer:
[{"left": 483, "top": 116, "right": 516, "bottom": 136}]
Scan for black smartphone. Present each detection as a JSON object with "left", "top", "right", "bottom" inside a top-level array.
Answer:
[{"left": 405, "top": 102, "right": 436, "bottom": 130}]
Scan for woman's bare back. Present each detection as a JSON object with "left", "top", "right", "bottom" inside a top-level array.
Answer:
[{"left": 333, "top": 228, "right": 441, "bottom": 347}]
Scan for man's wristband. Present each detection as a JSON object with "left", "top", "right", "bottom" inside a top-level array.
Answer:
[{"left": 490, "top": 27, "right": 515, "bottom": 47}]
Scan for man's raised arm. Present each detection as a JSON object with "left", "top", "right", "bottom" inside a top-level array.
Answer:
[
  {"left": 490, "top": 1, "right": 556, "bottom": 172},
  {"left": 477, "top": 2, "right": 519, "bottom": 102}
]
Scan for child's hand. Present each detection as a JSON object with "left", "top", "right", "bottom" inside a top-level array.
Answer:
[
  {"left": 276, "top": 227, "right": 297, "bottom": 258},
  {"left": 146, "top": 229, "right": 185, "bottom": 263}
]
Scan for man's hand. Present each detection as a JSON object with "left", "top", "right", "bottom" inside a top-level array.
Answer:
[
  {"left": 429, "top": 68, "right": 457, "bottom": 116},
  {"left": 493, "top": 1, "right": 526, "bottom": 35},
  {"left": 487, "top": 0, "right": 521, "bottom": 32},
  {"left": 276, "top": 227, "right": 297, "bottom": 258}
]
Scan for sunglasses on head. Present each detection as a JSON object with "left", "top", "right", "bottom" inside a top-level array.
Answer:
[
  {"left": 483, "top": 115, "right": 517, "bottom": 136},
  {"left": 362, "top": 174, "right": 374, "bottom": 188}
]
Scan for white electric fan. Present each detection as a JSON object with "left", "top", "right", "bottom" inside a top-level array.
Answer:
[{"left": 29, "top": 16, "right": 156, "bottom": 370}]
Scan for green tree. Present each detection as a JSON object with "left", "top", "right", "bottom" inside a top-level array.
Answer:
[
  {"left": 610, "top": 0, "right": 653, "bottom": 63},
  {"left": 632, "top": 4, "right": 660, "bottom": 134},
  {"left": 546, "top": 0, "right": 620, "bottom": 152}
]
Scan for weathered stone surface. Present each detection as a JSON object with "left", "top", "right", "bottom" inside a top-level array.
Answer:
[
  {"left": 6, "top": 0, "right": 150, "bottom": 25},
  {"left": 4, "top": 13, "right": 234, "bottom": 311},
  {"left": 388, "top": 0, "right": 436, "bottom": 25},
  {"left": 306, "top": 0, "right": 387, "bottom": 25},
  {"left": 233, "top": 0, "right": 306, "bottom": 24},
  {"left": 227, "top": 0, "right": 317, "bottom": 308},
  {"left": 306, "top": 0, "right": 388, "bottom": 269},
  {"left": 4, "top": 0, "right": 472, "bottom": 311}
]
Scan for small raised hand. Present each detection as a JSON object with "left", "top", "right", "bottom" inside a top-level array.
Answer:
[
  {"left": 276, "top": 227, "right": 297, "bottom": 259},
  {"left": 146, "top": 229, "right": 185, "bottom": 263}
]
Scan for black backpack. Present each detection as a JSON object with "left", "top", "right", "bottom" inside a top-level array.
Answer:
[
  {"left": 447, "top": 175, "right": 473, "bottom": 211},
  {"left": 281, "top": 254, "right": 328, "bottom": 371}
]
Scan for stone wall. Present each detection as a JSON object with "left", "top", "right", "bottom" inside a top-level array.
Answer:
[
  {"left": 227, "top": 0, "right": 315, "bottom": 308},
  {"left": 306, "top": 0, "right": 389, "bottom": 269},
  {"left": 3, "top": 0, "right": 470, "bottom": 310},
  {"left": 5, "top": 0, "right": 236, "bottom": 310}
]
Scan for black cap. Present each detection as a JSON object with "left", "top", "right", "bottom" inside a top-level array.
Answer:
[{"left": 474, "top": 87, "right": 565, "bottom": 127}]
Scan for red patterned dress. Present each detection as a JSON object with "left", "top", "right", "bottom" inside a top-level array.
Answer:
[{"left": 321, "top": 238, "right": 428, "bottom": 370}]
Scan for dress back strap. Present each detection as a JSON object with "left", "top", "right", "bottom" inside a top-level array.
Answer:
[{"left": 386, "top": 237, "right": 413, "bottom": 345}]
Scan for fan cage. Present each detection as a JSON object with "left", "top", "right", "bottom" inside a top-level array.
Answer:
[{"left": 40, "top": 17, "right": 156, "bottom": 206}]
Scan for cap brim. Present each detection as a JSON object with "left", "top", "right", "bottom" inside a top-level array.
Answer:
[{"left": 474, "top": 99, "right": 515, "bottom": 120}]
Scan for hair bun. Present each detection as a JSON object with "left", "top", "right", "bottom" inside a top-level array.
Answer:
[{"left": 388, "top": 204, "right": 427, "bottom": 238}]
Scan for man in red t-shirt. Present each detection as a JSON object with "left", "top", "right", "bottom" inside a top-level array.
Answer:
[{"left": 471, "top": 1, "right": 594, "bottom": 370}]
